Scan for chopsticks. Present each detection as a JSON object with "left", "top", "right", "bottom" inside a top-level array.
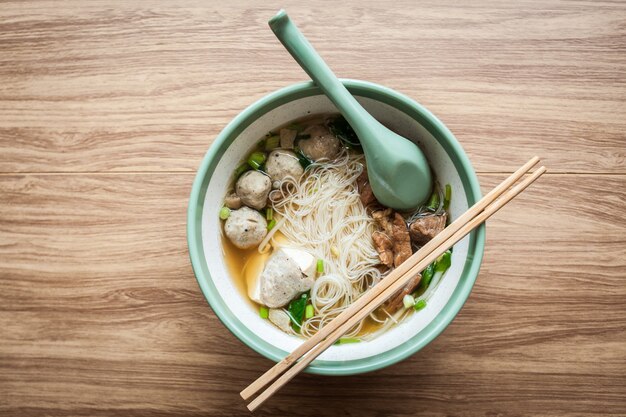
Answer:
[{"left": 242, "top": 156, "right": 546, "bottom": 411}]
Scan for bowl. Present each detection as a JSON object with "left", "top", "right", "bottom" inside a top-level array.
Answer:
[{"left": 187, "top": 79, "right": 485, "bottom": 375}]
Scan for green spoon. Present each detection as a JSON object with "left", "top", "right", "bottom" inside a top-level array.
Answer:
[{"left": 268, "top": 9, "right": 432, "bottom": 210}]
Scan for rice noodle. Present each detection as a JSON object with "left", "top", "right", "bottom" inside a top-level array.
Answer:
[
  {"left": 257, "top": 217, "right": 286, "bottom": 254},
  {"left": 269, "top": 150, "right": 383, "bottom": 338}
]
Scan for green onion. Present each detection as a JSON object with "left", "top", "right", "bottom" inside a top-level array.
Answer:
[
  {"left": 219, "top": 206, "right": 230, "bottom": 220},
  {"left": 234, "top": 162, "right": 250, "bottom": 178},
  {"left": 259, "top": 306, "right": 269, "bottom": 319},
  {"left": 443, "top": 184, "right": 452, "bottom": 210},
  {"left": 265, "top": 135, "right": 280, "bottom": 150},
  {"left": 316, "top": 259, "right": 324, "bottom": 274},
  {"left": 420, "top": 263, "right": 435, "bottom": 290},
  {"left": 287, "top": 123, "right": 303, "bottom": 132},
  {"left": 247, "top": 151, "right": 267, "bottom": 170},
  {"left": 435, "top": 250, "right": 452, "bottom": 273},
  {"left": 403, "top": 294, "right": 415, "bottom": 309},
  {"left": 267, "top": 219, "right": 276, "bottom": 231},
  {"left": 426, "top": 190, "right": 440, "bottom": 211},
  {"left": 266, "top": 207, "right": 273, "bottom": 221},
  {"left": 335, "top": 337, "right": 360, "bottom": 345},
  {"left": 414, "top": 252, "right": 452, "bottom": 298},
  {"left": 305, "top": 304, "right": 314, "bottom": 319},
  {"left": 413, "top": 299, "right": 427, "bottom": 311}
]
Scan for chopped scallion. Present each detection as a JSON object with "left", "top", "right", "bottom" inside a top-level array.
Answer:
[
  {"left": 420, "top": 263, "right": 435, "bottom": 290},
  {"left": 305, "top": 304, "right": 314, "bottom": 319},
  {"left": 403, "top": 294, "right": 415, "bottom": 309},
  {"left": 414, "top": 299, "right": 427, "bottom": 311},
  {"left": 335, "top": 337, "right": 360, "bottom": 345},
  {"left": 259, "top": 306, "right": 269, "bottom": 319},
  {"left": 247, "top": 151, "right": 267, "bottom": 170},
  {"left": 267, "top": 219, "right": 276, "bottom": 231},
  {"left": 435, "top": 250, "right": 452, "bottom": 273},
  {"left": 265, "top": 135, "right": 280, "bottom": 150},
  {"left": 443, "top": 184, "right": 452, "bottom": 210},
  {"left": 266, "top": 207, "right": 273, "bottom": 221},
  {"left": 287, "top": 123, "right": 303, "bottom": 132},
  {"left": 219, "top": 206, "right": 230, "bottom": 220},
  {"left": 316, "top": 259, "right": 324, "bottom": 274},
  {"left": 426, "top": 190, "right": 440, "bottom": 211},
  {"left": 234, "top": 162, "right": 250, "bottom": 178}
]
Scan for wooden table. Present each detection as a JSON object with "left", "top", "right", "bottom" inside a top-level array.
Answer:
[{"left": 1, "top": 1, "right": 625, "bottom": 416}]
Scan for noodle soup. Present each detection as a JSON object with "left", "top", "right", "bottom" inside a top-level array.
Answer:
[{"left": 219, "top": 114, "right": 452, "bottom": 341}]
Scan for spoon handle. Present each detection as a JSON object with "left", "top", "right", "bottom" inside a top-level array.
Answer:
[{"left": 268, "top": 10, "right": 375, "bottom": 138}]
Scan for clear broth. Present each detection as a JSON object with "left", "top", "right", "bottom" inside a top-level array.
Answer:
[{"left": 221, "top": 113, "right": 395, "bottom": 339}]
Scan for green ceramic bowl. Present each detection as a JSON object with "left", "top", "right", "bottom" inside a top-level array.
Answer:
[{"left": 187, "top": 79, "right": 485, "bottom": 375}]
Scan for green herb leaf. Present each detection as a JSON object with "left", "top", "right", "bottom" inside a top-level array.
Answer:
[
  {"left": 288, "top": 292, "right": 309, "bottom": 332},
  {"left": 293, "top": 147, "right": 313, "bottom": 169},
  {"left": 259, "top": 306, "right": 269, "bottom": 319},
  {"left": 328, "top": 116, "right": 361, "bottom": 150}
]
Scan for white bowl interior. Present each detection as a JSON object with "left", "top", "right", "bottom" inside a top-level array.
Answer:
[{"left": 201, "top": 95, "right": 469, "bottom": 362}]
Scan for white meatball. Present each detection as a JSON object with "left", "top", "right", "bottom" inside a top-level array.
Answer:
[
  {"left": 260, "top": 249, "right": 314, "bottom": 308},
  {"left": 235, "top": 170, "right": 271, "bottom": 210},
  {"left": 224, "top": 206, "right": 267, "bottom": 249},
  {"left": 298, "top": 124, "right": 341, "bottom": 161},
  {"left": 265, "top": 150, "right": 304, "bottom": 188}
]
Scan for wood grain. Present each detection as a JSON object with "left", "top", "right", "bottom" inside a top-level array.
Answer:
[
  {"left": 0, "top": 1, "right": 625, "bottom": 416},
  {"left": 1, "top": 0, "right": 624, "bottom": 174}
]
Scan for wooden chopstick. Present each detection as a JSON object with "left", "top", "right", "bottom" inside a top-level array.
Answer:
[
  {"left": 242, "top": 157, "right": 543, "bottom": 408},
  {"left": 246, "top": 164, "right": 546, "bottom": 411},
  {"left": 241, "top": 156, "right": 540, "bottom": 402}
]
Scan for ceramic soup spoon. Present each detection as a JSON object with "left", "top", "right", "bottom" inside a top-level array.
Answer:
[{"left": 269, "top": 9, "right": 432, "bottom": 209}]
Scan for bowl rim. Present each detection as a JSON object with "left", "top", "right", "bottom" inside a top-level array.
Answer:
[{"left": 187, "top": 79, "right": 485, "bottom": 375}]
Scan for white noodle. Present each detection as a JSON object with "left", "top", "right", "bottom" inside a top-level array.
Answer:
[
  {"left": 257, "top": 217, "right": 286, "bottom": 254},
  {"left": 269, "top": 150, "right": 383, "bottom": 338}
]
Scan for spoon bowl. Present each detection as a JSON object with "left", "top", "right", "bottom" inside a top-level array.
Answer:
[{"left": 269, "top": 9, "right": 432, "bottom": 209}]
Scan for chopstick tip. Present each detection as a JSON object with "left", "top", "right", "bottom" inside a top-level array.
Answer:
[{"left": 247, "top": 400, "right": 261, "bottom": 412}]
